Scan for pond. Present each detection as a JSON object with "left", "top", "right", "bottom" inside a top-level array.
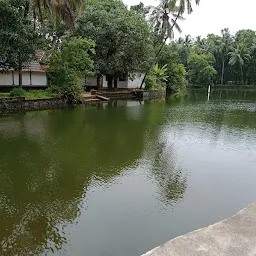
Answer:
[{"left": 0, "top": 89, "right": 256, "bottom": 256}]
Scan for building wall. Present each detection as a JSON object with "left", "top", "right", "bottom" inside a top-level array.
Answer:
[
  {"left": 102, "top": 73, "right": 144, "bottom": 89},
  {"left": 117, "top": 79, "right": 128, "bottom": 88},
  {"left": 0, "top": 73, "right": 13, "bottom": 86},
  {"left": 102, "top": 75, "right": 108, "bottom": 88},
  {"left": 0, "top": 71, "right": 47, "bottom": 87},
  {"left": 128, "top": 73, "right": 145, "bottom": 89},
  {"left": 14, "top": 71, "right": 30, "bottom": 86},
  {"left": 86, "top": 76, "right": 98, "bottom": 86},
  {"left": 31, "top": 72, "right": 47, "bottom": 87}
]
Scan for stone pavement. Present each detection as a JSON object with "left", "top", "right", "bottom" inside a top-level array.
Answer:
[{"left": 143, "top": 203, "right": 256, "bottom": 256}]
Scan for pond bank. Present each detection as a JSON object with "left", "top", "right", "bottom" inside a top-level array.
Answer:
[
  {"left": 89, "top": 88, "right": 166, "bottom": 101},
  {"left": 0, "top": 96, "right": 69, "bottom": 114},
  {"left": 142, "top": 203, "right": 256, "bottom": 256},
  {"left": 190, "top": 85, "right": 256, "bottom": 90}
]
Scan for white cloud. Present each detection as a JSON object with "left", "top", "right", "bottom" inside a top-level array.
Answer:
[{"left": 124, "top": 0, "right": 256, "bottom": 38}]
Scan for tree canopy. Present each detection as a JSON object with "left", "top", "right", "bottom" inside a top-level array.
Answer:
[
  {"left": 76, "top": 0, "right": 155, "bottom": 88},
  {"left": 175, "top": 29, "right": 256, "bottom": 85},
  {"left": 0, "top": 0, "right": 38, "bottom": 87},
  {"left": 47, "top": 37, "right": 95, "bottom": 101}
]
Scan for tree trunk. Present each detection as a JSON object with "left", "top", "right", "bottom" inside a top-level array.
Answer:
[
  {"left": 221, "top": 58, "right": 225, "bottom": 85},
  {"left": 97, "top": 75, "right": 103, "bottom": 90},
  {"left": 240, "top": 65, "right": 244, "bottom": 85},
  {"left": 18, "top": 52, "right": 22, "bottom": 88},
  {"left": 18, "top": 68, "right": 22, "bottom": 88},
  {"left": 114, "top": 77, "right": 118, "bottom": 89},
  {"left": 139, "top": 9, "right": 182, "bottom": 89},
  {"left": 107, "top": 75, "right": 113, "bottom": 90}
]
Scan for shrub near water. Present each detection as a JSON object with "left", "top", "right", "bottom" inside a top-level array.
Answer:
[
  {"left": 47, "top": 37, "right": 95, "bottom": 102},
  {"left": 9, "top": 88, "right": 26, "bottom": 97},
  {"left": 9, "top": 89, "right": 53, "bottom": 99}
]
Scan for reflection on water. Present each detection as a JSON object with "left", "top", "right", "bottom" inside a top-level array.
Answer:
[{"left": 0, "top": 89, "right": 256, "bottom": 256}]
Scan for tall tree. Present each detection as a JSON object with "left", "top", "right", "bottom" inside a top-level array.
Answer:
[
  {"left": 76, "top": 0, "right": 155, "bottom": 89},
  {"left": 0, "top": 0, "right": 38, "bottom": 87},
  {"left": 188, "top": 53, "right": 217, "bottom": 85},
  {"left": 218, "top": 28, "right": 233, "bottom": 84},
  {"left": 140, "top": 0, "right": 200, "bottom": 89},
  {"left": 229, "top": 44, "right": 251, "bottom": 84},
  {"left": 130, "top": 2, "right": 150, "bottom": 16},
  {"left": 169, "top": 0, "right": 200, "bottom": 14},
  {"left": 12, "top": 0, "right": 84, "bottom": 30},
  {"left": 150, "top": 0, "right": 184, "bottom": 43}
]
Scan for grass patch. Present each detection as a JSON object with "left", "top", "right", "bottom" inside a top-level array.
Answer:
[
  {"left": 7, "top": 88, "right": 54, "bottom": 99},
  {"left": 24, "top": 90, "right": 53, "bottom": 99},
  {"left": 0, "top": 93, "right": 10, "bottom": 98}
]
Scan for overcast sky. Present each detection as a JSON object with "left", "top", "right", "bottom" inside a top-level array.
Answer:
[{"left": 124, "top": 0, "right": 256, "bottom": 39}]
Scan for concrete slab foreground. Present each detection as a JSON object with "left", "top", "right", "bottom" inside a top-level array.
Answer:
[{"left": 142, "top": 203, "right": 256, "bottom": 256}]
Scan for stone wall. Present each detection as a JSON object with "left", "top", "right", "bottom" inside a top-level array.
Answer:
[
  {"left": 134, "top": 88, "right": 166, "bottom": 100},
  {"left": 0, "top": 97, "right": 69, "bottom": 114}
]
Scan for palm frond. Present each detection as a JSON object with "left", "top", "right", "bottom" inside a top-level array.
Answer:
[{"left": 171, "top": 18, "right": 182, "bottom": 33}]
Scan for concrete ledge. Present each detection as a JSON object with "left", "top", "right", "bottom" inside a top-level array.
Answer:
[
  {"left": 134, "top": 88, "right": 166, "bottom": 100},
  {"left": 0, "top": 97, "right": 69, "bottom": 114},
  {"left": 142, "top": 203, "right": 256, "bottom": 256}
]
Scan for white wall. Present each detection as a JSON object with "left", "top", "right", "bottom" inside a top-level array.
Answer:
[
  {"left": 0, "top": 71, "right": 47, "bottom": 87},
  {"left": 117, "top": 79, "right": 128, "bottom": 88},
  {"left": 128, "top": 73, "right": 145, "bottom": 89},
  {"left": 100, "top": 73, "right": 145, "bottom": 89},
  {"left": 86, "top": 76, "right": 97, "bottom": 86},
  {"left": 0, "top": 72, "right": 13, "bottom": 86},
  {"left": 22, "top": 72, "right": 30, "bottom": 86},
  {"left": 13, "top": 71, "right": 20, "bottom": 86},
  {"left": 31, "top": 72, "right": 47, "bottom": 87},
  {"left": 102, "top": 75, "right": 130, "bottom": 89},
  {"left": 102, "top": 75, "right": 108, "bottom": 88}
]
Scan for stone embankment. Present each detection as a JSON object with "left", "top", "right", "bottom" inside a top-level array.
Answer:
[
  {"left": 0, "top": 97, "right": 68, "bottom": 114},
  {"left": 142, "top": 203, "right": 256, "bottom": 256}
]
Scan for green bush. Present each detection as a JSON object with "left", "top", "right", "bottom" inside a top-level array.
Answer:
[
  {"left": 166, "top": 63, "right": 187, "bottom": 92},
  {"left": 50, "top": 69, "right": 83, "bottom": 102},
  {"left": 9, "top": 88, "right": 25, "bottom": 97},
  {"left": 47, "top": 37, "right": 95, "bottom": 102},
  {"left": 145, "top": 73, "right": 157, "bottom": 90},
  {"left": 188, "top": 53, "right": 217, "bottom": 85}
]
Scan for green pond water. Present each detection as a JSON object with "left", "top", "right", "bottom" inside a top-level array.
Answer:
[{"left": 0, "top": 89, "right": 256, "bottom": 256}]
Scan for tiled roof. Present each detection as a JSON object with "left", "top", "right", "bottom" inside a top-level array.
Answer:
[
  {"left": 22, "top": 61, "right": 45, "bottom": 72},
  {"left": 35, "top": 50, "right": 45, "bottom": 60},
  {"left": 0, "top": 50, "right": 47, "bottom": 72}
]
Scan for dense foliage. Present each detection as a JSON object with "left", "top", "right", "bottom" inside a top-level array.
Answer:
[
  {"left": 188, "top": 53, "right": 217, "bottom": 85},
  {"left": 157, "top": 43, "right": 187, "bottom": 91},
  {"left": 0, "top": 0, "right": 38, "bottom": 87},
  {"left": 0, "top": 0, "right": 203, "bottom": 97},
  {"left": 176, "top": 28, "right": 256, "bottom": 85},
  {"left": 76, "top": 0, "right": 155, "bottom": 88},
  {"left": 47, "top": 38, "right": 95, "bottom": 101}
]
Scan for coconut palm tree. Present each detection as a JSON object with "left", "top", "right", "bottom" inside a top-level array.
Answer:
[
  {"left": 140, "top": 0, "right": 200, "bottom": 89},
  {"left": 23, "top": 0, "right": 84, "bottom": 30},
  {"left": 229, "top": 43, "right": 251, "bottom": 84},
  {"left": 169, "top": 0, "right": 200, "bottom": 14},
  {"left": 150, "top": 0, "right": 184, "bottom": 43},
  {"left": 140, "top": 0, "right": 184, "bottom": 89},
  {"left": 184, "top": 34, "right": 192, "bottom": 50},
  {"left": 218, "top": 28, "right": 233, "bottom": 84}
]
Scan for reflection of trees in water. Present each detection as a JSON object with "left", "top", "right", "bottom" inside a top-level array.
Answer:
[
  {"left": 140, "top": 100, "right": 187, "bottom": 207},
  {"left": 0, "top": 136, "right": 85, "bottom": 256},
  {"left": 186, "top": 89, "right": 256, "bottom": 101},
  {"left": 166, "top": 90, "right": 256, "bottom": 133},
  {"left": 0, "top": 99, "right": 193, "bottom": 256},
  {"left": 0, "top": 105, "right": 150, "bottom": 256},
  {"left": 148, "top": 139, "right": 187, "bottom": 207}
]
